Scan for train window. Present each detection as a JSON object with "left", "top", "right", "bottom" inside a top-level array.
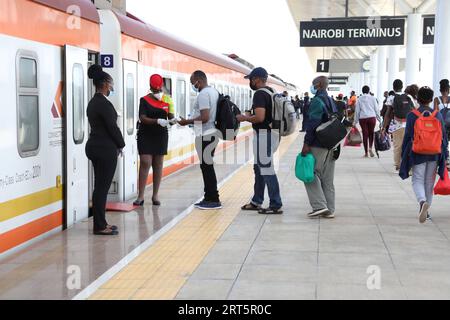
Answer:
[
  {"left": 224, "top": 85, "right": 229, "bottom": 96},
  {"left": 163, "top": 77, "right": 172, "bottom": 95},
  {"left": 176, "top": 79, "right": 187, "bottom": 118},
  {"left": 235, "top": 88, "right": 240, "bottom": 107},
  {"left": 241, "top": 88, "right": 246, "bottom": 111},
  {"left": 217, "top": 84, "right": 223, "bottom": 94},
  {"left": 73, "top": 64, "right": 85, "bottom": 144},
  {"left": 17, "top": 52, "right": 39, "bottom": 157},
  {"left": 126, "top": 74, "right": 134, "bottom": 135},
  {"left": 230, "top": 87, "right": 236, "bottom": 103}
]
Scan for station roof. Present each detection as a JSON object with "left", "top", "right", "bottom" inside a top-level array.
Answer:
[{"left": 286, "top": 0, "right": 436, "bottom": 68}]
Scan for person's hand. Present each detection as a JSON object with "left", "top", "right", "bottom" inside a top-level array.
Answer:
[
  {"left": 236, "top": 114, "right": 247, "bottom": 123},
  {"left": 177, "top": 117, "right": 190, "bottom": 126},
  {"left": 169, "top": 118, "right": 178, "bottom": 126},
  {"left": 157, "top": 119, "right": 169, "bottom": 127},
  {"left": 301, "top": 143, "right": 311, "bottom": 156}
]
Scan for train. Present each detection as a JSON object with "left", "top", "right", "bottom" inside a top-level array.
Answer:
[{"left": 0, "top": 0, "right": 294, "bottom": 258}]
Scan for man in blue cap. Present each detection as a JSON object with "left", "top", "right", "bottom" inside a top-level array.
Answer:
[{"left": 236, "top": 67, "right": 283, "bottom": 214}]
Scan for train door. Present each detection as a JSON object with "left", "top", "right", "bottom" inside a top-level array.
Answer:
[
  {"left": 122, "top": 60, "right": 138, "bottom": 200},
  {"left": 64, "top": 45, "right": 89, "bottom": 228}
]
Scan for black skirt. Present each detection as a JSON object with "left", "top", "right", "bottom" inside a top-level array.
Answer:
[{"left": 137, "top": 130, "right": 168, "bottom": 156}]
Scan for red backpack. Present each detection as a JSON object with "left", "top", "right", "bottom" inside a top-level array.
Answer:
[{"left": 412, "top": 109, "right": 442, "bottom": 155}]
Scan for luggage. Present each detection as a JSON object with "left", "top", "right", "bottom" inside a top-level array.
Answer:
[
  {"left": 215, "top": 93, "right": 241, "bottom": 141},
  {"left": 316, "top": 115, "right": 348, "bottom": 150},
  {"left": 344, "top": 127, "right": 362, "bottom": 147},
  {"left": 434, "top": 167, "right": 450, "bottom": 195},
  {"left": 411, "top": 109, "right": 442, "bottom": 155},
  {"left": 257, "top": 88, "right": 299, "bottom": 137},
  {"left": 374, "top": 130, "right": 391, "bottom": 158},
  {"left": 295, "top": 153, "right": 315, "bottom": 183}
]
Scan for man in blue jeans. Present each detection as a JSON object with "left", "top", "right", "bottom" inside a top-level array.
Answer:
[{"left": 236, "top": 67, "right": 283, "bottom": 214}]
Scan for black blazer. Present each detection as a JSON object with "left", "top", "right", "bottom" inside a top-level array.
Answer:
[{"left": 86, "top": 93, "right": 125, "bottom": 149}]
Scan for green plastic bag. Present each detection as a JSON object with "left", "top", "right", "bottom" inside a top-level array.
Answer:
[{"left": 295, "top": 153, "right": 315, "bottom": 183}]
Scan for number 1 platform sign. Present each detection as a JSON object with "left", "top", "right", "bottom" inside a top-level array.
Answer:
[{"left": 100, "top": 54, "right": 114, "bottom": 68}]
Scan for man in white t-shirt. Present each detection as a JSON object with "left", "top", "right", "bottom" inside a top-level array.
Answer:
[
  {"left": 178, "top": 70, "right": 221, "bottom": 210},
  {"left": 382, "top": 79, "right": 414, "bottom": 171}
]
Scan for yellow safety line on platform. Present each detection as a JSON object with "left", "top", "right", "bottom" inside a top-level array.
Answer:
[{"left": 89, "top": 131, "right": 299, "bottom": 300}]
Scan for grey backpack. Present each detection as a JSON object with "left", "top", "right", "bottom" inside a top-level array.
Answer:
[{"left": 257, "top": 88, "right": 298, "bottom": 136}]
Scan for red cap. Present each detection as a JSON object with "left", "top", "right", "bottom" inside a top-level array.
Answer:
[{"left": 150, "top": 74, "right": 163, "bottom": 90}]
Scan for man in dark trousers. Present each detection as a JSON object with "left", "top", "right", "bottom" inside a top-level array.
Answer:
[{"left": 301, "top": 92, "right": 310, "bottom": 132}]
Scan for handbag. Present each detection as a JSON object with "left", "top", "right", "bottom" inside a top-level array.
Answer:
[
  {"left": 316, "top": 114, "right": 349, "bottom": 150},
  {"left": 295, "top": 153, "right": 315, "bottom": 183},
  {"left": 434, "top": 167, "right": 450, "bottom": 195},
  {"left": 344, "top": 127, "right": 362, "bottom": 147}
]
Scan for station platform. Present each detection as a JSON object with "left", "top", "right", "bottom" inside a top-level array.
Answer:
[{"left": 2, "top": 130, "right": 450, "bottom": 300}]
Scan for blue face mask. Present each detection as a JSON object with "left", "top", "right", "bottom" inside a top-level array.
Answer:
[
  {"left": 310, "top": 85, "right": 317, "bottom": 95},
  {"left": 107, "top": 85, "right": 115, "bottom": 97},
  {"left": 191, "top": 82, "right": 199, "bottom": 93}
]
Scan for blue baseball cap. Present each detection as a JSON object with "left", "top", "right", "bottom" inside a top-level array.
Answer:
[{"left": 244, "top": 67, "right": 268, "bottom": 80}]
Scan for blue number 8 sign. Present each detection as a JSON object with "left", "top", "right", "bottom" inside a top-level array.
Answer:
[{"left": 100, "top": 54, "right": 114, "bottom": 68}]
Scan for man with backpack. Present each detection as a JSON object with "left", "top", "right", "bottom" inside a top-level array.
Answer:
[
  {"left": 178, "top": 70, "right": 222, "bottom": 210},
  {"left": 301, "top": 76, "right": 338, "bottom": 219},
  {"left": 237, "top": 67, "right": 283, "bottom": 215},
  {"left": 382, "top": 79, "right": 415, "bottom": 171},
  {"left": 399, "top": 87, "right": 448, "bottom": 223}
]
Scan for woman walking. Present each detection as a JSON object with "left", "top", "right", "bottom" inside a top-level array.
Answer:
[
  {"left": 86, "top": 65, "right": 125, "bottom": 236},
  {"left": 354, "top": 85, "right": 382, "bottom": 157},
  {"left": 134, "top": 74, "right": 175, "bottom": 206},
  {"left": 400, "top": 87, "right": 448, "bottom": 223},
  {"left": 434, "top": 79, "right": 449, "bottom": 111}
]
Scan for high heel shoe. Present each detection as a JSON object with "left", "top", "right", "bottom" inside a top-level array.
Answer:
[{"left": 133, "top": 199, "right": 144, "bottom": 206}]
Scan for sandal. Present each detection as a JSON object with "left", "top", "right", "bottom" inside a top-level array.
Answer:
[
  {"left": 258, "top": 207, "right": 283, "bottom": 215},
  {"left": 241, "top": 203, "right": 261, "bottom": 211}
]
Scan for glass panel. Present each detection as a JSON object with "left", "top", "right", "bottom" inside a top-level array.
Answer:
[
  {"left": 18, "top": 95, "right": 39, "bottom": 154},
  {"left": 235, "top": 88, "right": 240, "bottom": 106},
  {"left": 126, "top": 74, "right": 134, "bottom": 135},
  {"left": 230, "top": 87, "right": 235, "bottom": 102},
  {"left": 177, "top": 80, "right": 186, "bottom": 118},
  {"left": 224, "top": 86, "right": 229, "bottom": 96},
  {"left": 217, "top": 85, "right": 223, "bottom": 94},
  {"left": 73, "top": 64, "right": 85, "bottom": 144},
  {"left": 241, "top": 89, "right": 246, "bottom": 111},
  {"left": 20, "top": 58, "right": 37, "bottom": 88}
]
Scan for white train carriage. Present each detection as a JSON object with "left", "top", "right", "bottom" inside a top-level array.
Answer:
[{"left": 0, "top": 0, "right": 288, "bottom": 258}]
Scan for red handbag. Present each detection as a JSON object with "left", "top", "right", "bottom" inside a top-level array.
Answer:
[{"left": 434, "top": 167, "right": 450, "bottom": 195}]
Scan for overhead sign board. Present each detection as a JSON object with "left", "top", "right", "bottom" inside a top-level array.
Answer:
[
  {"left": 300, "top": 17, "right": 405, "bottom": 47},
  {"left": 329, "top": 77, "right": 348, "bottom": 85},
  {"left": 316, "top": 59, "right": 330, "bottom": 73},
  {"left": 423, "top": 16, "right": 435, "bottom": 44}
]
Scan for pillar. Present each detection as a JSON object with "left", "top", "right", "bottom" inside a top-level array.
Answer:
[
  {"left": 406, "top": 13, "right": 422, "bottom": 86},
  {"left": 433, "top": 0, "right": 450, "bottom": 91},
  {"left": 388, "top": 46, "right": 400, "bottom": 87},
  {"left": 377, "top": 46, "right": 387, "bottom": 101}
]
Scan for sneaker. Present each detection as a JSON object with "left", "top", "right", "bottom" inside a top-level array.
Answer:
[
  {"left": 426, "top": 213, "right": 432, "bottom": 221},
  {"left": 322, "top": 211, "right": 335, "bottom": 219},
  {"left": 307, "top": 208, "right": 329, "bottom": 218},
  {"left": 369, "top": 150, "right": 375, "bottom": 158},
  {"left": 196, "top": 201, "right": 222, "bottom": 210},
  {"left": 419, "top": 201, "right": 429, "bottom": 224}
]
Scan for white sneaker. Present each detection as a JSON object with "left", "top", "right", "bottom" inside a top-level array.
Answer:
[
  {"left": 419, "top": 201, "right": 429, "bottom": 224},
  {"left": 307, "top": 208, "right": 329, "bottom": 218}
]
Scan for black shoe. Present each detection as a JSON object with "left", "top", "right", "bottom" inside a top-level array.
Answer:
[
  {"left": 258, "top": 207, "right": 283, "bottom": 215},
  {"left": 152, "top": 198, "right": 161, "bottom": 206},
  {"left": 94, "top": 228, "right": 119, "bottom": 236},
  {"left": 133, "top": 199, "right": 144, "bottom": 206},
  {"left": 107, "top": 225, "right": 118, "bottom": 231}
]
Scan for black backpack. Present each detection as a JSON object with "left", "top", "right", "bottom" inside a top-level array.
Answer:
[
  {"left": 215, "top": 93, "right": 241, "bottom": 141},
  {"left": 393, "top": 94, "right": 414, "bottom": 119}
]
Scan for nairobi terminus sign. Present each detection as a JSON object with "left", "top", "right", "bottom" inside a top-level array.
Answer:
[{"left": 300, "top": 17, "right": 405, "bottom": 47}]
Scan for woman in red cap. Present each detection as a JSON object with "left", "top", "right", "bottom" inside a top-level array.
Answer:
[{"left": 134, "top": 74, "right": 175, "bottom": 206}]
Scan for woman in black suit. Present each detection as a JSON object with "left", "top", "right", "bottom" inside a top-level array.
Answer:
[{"left": 86, "top": 65, "right": 125, "bottom": 236}]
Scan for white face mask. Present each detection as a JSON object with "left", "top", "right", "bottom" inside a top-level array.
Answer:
[{"left": 154, "top": 92, "right": 163, "bottom": 100}]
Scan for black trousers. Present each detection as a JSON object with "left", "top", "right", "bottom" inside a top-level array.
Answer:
[
  {"left": 86, "top": 142, "right": 118, "bottom": 231},
  {"left": 195, "top": 133, "right": 220, "bottom": 202}
]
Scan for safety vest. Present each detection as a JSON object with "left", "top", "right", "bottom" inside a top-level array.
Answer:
[{"left": 143, "top": 94, "right": 170, "bottom": 113}]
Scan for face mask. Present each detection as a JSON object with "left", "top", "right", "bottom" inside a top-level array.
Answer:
[
  {"left": 310, "top": 85, "right": 317, "bottom": 95},
  {"left": 191, "top": 83, "right": 199, "bottom": 93},
  {"left": 154, "top": 92, "right": 163, "bottom": 100},
  {"left": 107, "top": 84, "right": 115, "bottom": 97}
]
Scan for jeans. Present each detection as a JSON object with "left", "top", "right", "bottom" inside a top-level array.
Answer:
[
  {"left": 412, "top": 161, "right": 438, "bottom": 205},
  {"left": 195, "top": 132, "right": 220, "bottom": 202},
  {"left": 250, "top": 130, "right": 282, "bottom": 209}
]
